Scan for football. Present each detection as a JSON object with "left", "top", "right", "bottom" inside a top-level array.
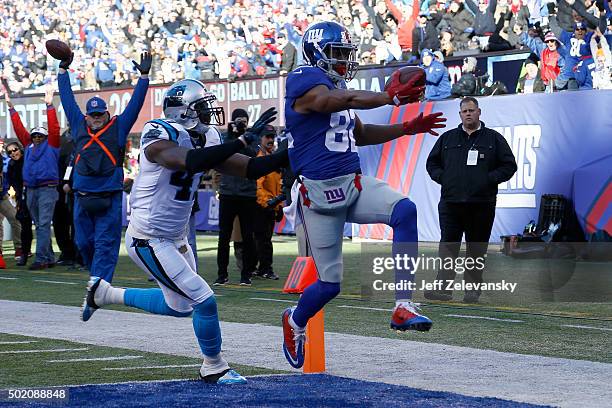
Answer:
[
  {"left": 45, "top": 39, "right": 72, "bottom": 61},
  {"left": 385, "top": 66, "right": 426, "bottom": 89}
]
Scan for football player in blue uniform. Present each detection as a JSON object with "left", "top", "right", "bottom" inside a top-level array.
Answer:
[{"left": 282, "top": 21, "right": 447, "bottom": 369}]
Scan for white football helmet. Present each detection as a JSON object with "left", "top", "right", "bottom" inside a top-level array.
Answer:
[{"left": 163, "top": 79, "right": 225, "bottom": 130}]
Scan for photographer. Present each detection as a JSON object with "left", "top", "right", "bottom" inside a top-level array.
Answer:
[
  {"left": 214, "top": 108, "right": 258, "bottom": 286},
  {"left": 253, "top": 125, "right": 282, "bottom": 280}
]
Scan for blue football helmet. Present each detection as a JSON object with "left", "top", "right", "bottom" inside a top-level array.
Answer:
[{"left": 302, "top": 21, "right": 358, "bottom": 82}]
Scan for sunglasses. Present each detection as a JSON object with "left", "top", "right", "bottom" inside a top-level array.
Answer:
[
  {"left": 545, "top": 40, "right": 556, "bottom": 43},
  {"left": 31, "top": 133, "right": 46, "bottom": 138},
  {"left": 89, "top": 112, "right": 107, "bottom": 118},
  {"left": 7, "top": 149, "right": 19, "bottom": 154}
]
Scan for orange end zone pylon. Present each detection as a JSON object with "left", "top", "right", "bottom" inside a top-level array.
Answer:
[{"left": 283, "top": 256, "right": 325, "bottom": 373}]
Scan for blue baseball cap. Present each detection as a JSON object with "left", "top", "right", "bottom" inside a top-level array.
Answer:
[
  {"left": 574, "top": 21, "right": 587, "bottom": 31},
  {"left": 86, "top": 96, "right": 108, "bottom": 115},
  {"left": 421, "top": 49, "right": 434, "bottom": 58}
]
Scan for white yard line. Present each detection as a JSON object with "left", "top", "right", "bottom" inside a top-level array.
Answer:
[
  {"left": 34, "top": 280, "right": 78, "bottom": 285},
  {"left": 562, "top": 324, "right": 612, "bottom": 332},
  {"left": 0, "top": 347, "right": 88, "bottom": 354},
  {"left": 0, "top": 341, "right": 38, "bottom": 345},
  {"left": 445, "top": 314, "right": 524, "bottom": 323},
  {"left": 103, "top": 364, "right": 200, "bottom": 371},
  {"left": 250, "top": 297, "right": 297, "bottom": 304},
  {"left": 0, "top": 299, "right": 610, "bottom": 408},
  {"left": 0, "top": 277, "right": 18, "bottom": 280},
  {"left": 337, "top": 305, "right": 392, "bottom": 312},
  {"left": 48, "top": 355, "right": 143, "bottom": 363}
]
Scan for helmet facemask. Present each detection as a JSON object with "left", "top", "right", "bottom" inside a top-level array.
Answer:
[
  {"left": 316, "top": 42, "right": 358, "bottom": 82},
  {"left": 190, "top": 94, "right": 225, "bottom": 127}
]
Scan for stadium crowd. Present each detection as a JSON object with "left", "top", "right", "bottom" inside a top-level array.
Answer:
[{"left": 1, "top": 0, "right": 611, "bottom": 94}]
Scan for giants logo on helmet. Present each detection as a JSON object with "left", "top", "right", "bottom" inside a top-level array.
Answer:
[{"left": 306, "top": 28, "right": 324, "bottom": 44}]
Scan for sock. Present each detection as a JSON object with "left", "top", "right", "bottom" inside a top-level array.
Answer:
[
  {"left": 291, "top": 280, "right": 340, "bottom": 328},
  {"left": 390, "top": 199, "right": 418, "bottom": 302},
  {"left": 200, "top": 353, "right": 230, "bottom": 377},
  {"left": 124, "top": 288, "right": 191, "bottom": 317},
  {"left": 192, "top": 296, "right": 222, "bottom": 357},
  {"left": 100, "top": 285, "right": 125, "bottom": 305}
]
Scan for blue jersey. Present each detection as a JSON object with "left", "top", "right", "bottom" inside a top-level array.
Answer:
[
  {"left": 285, "top": 66, "right": 360, "bottom": 180},
  {"left": 558, "top": 31, "right": 594, "bottom": 80}
]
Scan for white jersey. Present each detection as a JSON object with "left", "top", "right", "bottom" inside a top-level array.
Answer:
[{"left": 128, "top": 119, "right": 220, "bottom": 240}]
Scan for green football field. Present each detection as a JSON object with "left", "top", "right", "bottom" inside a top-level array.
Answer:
[{"left": 0, "top": 233, "right": 611, "bottom": 388}]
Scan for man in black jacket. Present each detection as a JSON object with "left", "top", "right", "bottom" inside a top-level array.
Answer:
[
  {"left": 214, "top": 108, "right": 258, "bottom": 286},
  {"left": 425, "top": 97, "right": 517, "bottom": 303}
]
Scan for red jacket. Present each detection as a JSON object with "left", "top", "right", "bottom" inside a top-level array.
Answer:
[
  {"left": 10, "top": 105, "right": 60, "bottom": 149},
  {"left": 540, "top": 48, "right": 561, "bottom": 82},
  {"left": 385, "top": 0, "right": 420, "bottom": 51}
]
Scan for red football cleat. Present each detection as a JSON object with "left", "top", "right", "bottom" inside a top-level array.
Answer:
[{"left": 391, "top": 301, "right": 433, "bottom": 332}]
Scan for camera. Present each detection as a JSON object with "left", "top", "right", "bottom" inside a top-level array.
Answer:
[{"left": 267, "top": 194, "right": 286, "bottom": 208}]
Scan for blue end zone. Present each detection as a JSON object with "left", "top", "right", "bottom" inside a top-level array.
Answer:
[{"left": 3, "top": 374, "right": 549, "bottom": 408}]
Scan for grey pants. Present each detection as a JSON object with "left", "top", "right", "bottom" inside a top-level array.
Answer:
[
  {"left": 0, "top": 195, "right": 22, "bottom": 251},
  {"left": 298, "top": 176, "right": 405, "bottom": 283},
  {"left": 26, "top": 186, "right": 58, "bottom": 264}
]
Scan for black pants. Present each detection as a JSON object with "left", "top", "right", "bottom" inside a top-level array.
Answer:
[
  {"left": 254, "top": 205, "right": 275, "bottom": 274},
  {"left": 216, "top": 196, "right": 257, "bottom": 279},
  {"left": 16, "top": 201, "right": 32, "bottom": 257},
  {"left": 53, "top": 190, "right": 77, "bottom": 261},
  {"left": 436, "top": 201, "right": 496, "bottom": 288}
]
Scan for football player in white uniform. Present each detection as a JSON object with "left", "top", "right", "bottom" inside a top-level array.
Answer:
[{"left": 80, "top": 79, "right": 282, "bottom": 384}]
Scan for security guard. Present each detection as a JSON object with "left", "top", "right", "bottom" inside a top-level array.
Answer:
[{"left": 425, "top": 97, "right": 517, "bottom": 303}]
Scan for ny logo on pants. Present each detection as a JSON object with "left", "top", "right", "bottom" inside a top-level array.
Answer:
[{"left": 324, "top": 188, "right": 346, "bottom": 204}]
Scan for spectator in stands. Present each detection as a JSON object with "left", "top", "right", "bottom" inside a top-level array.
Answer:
[
  {"left": 442, "top": 0, "right": 476, "bottom": 52},
  {"left": 451, "top": 56, "right": 479, "bottom": 96},
  {"left": 385, "top": 0, "right": 421, "bottom": 59},
  {"left": 58, "top": 51, "right": 150, "bottom": 283},
  {"left": 439, "top": 27, "right": 455, "bottom": 56},
  {"left": 5, "top": 86, "right": 59, "bottom": 270},
  {"left": 465, "top": 0, "right": 498, "bottom": 49},
  {"left": 253, "top": 125, "right": 281, "bottom": 281},
  {"left": 413, "top": 11, "right": 442, "bottom": 57},
  {"left": 520, "top": 30, "right": 564, "bottom": 91},
  {"left": 95, "top": 52, "right": 116, "bottom": 88},
  {"left": 516, "top": 58, "right": 546, "bottom": 92},
  {"left": 5, "top": 141, "right": 32, "bottom": 266},
  {"left": 421, "top": 49, "right": 452, "bottom": 100},
  {"left": 215, "top": 109, "right": 258, "bottom": 286},
  {"left": 359, "top": 23, "right": 379, "bottom": 54},
  {"left": 278, "top": 33, "right": 298, "bottom": 75},
  {"left": 590, "top": 31, "right": 612, "bottom": 89}
]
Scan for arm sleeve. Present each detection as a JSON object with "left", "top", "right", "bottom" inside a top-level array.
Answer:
[
  {"left": 571, "top": 1, "right": 599, "bottom": 28},
  {"left": 256, "top": 175, "right": 275, "bottom": 207},
  {"left": 425, "top": 135, "right": 444, "bottom": 184},
  {"left": 185, "top": 139, "right": 245, "bottom": 174},
  {"left": 58, "top": 71, "right": 84, "bottom": 128},
  {"left": 384, "top": 0, "right": 404, "bottom": 21},
  {"left": 47, "top": 106, "right": 60, "bottom": 148},
  {"left": 246, "top": 148, "right": 290, "bottom": 180},
  {"left": 488, "top": 133, "right": 518, "bottom": 185},
  {"left": 9, "top": 109, "right": 31, "bottom": 147},
  {"left": 522, "top": 32, "right": 546, "bottom": 55},
  {"left": 465, "top": 0, "right": 478, "bottom": 14},
  {"left": 426, "top": 65, "right": 444, "bottom": 86},
  {"left": 118, "top": 77, "right": 150, "bottom": 142}
]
